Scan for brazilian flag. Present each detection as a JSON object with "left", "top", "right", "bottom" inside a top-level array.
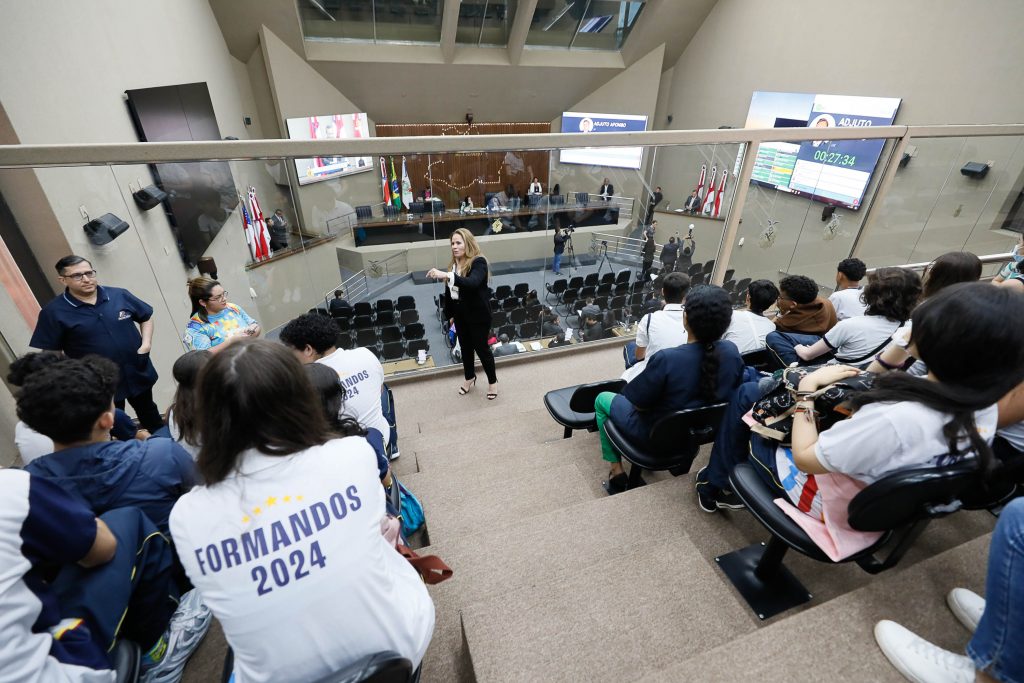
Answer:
[{"left": 390, "top": 157, "right": 402, "bottom": 208}]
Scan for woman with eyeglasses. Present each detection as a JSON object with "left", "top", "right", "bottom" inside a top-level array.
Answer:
[{"left": 183, "top": 277, "right": 260, "bottom": 352}]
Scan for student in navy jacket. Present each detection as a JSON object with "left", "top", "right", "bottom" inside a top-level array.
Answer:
[
  {"left": 594, "top": 285, "right": 744, "bottom": 494},
  {"left": 18, "top": 356, "right": 198, "bottom": 534}
]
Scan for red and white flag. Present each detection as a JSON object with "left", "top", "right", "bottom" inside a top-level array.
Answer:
[
  {"left": 713, "top": 170, "right": 728, "bottom": 218},
  {"left": 239, "top": 195, "right": 258, "bottom": 261},
  {"left": 248, "top": 186, "right": 272, "bottom": 261},
  {"left": 695, "top": 164, "right": 707, "bottom": 199},
  {"left": 702, "top": 165, "right": 718, "bottom": 214},
  {"left": 380, "top": 156, "right": 392, "bottom": 205},
  {"left": 309, "top": 116, "right": 323, "bottom": 167}
]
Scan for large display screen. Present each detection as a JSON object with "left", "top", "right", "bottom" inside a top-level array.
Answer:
[
  {"left": 744, "top": 92, "right": 902, "bottom": 209},
  {"left": 285, "top": 113, "right": 373, "bottom": 186},
  {"left": 558, "top": 112, "right": 649, "bottom": 169}
]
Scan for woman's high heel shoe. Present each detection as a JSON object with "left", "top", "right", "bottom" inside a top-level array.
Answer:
[{"left": 458, "top": 378, "right": 476, "bottom": 395}]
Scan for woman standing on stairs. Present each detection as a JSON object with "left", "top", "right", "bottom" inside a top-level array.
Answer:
[{"left": 427, "top": 228, "right": 499, "bottom": 399}]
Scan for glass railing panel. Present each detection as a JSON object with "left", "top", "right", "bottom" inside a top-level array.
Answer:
[{"left": 455, "top": 0, "right": 517, "bottom": 46}]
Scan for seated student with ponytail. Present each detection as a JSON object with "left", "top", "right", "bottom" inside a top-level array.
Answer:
[
  {"left": 700, "top": 282, "right": 1024, "bottom": 518},
  {"left": 595, "top": 286, "right": 744, "bottom": 495},
  {"left": 791, "top": 267, "right": 920, "bottom": 368}
]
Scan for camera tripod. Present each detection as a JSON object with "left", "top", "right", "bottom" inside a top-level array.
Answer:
[
  {"left": 563, "top": 231, "right": 578, "bottom": 272},
  {"left": 594, "top": 239, "right": 611, "bottom": 279}
]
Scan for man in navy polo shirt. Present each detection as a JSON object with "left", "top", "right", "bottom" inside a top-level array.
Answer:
[{"left": 30, "top": 255, "right": 163, "bottom": 431}]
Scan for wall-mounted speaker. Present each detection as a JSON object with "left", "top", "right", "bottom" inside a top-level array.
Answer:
[
  {"left": 898, "top": 152, "right": 912, "bottom": 169},
  {"left": 821, "top": 205, "right": 836, "bottom": 222},
  {"left": 83, "top": 213, "right": 130, "bottom": 245},
  {"left": 132, "top": 184, "right": 167, "bottom": 210},
  {"left": 961, "top": 162, "right": 990, "bottom": 179}
]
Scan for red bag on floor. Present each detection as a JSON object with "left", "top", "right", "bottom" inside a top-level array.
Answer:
[{"left": 397, "top": 544, "right": 453, "bottom": 585}]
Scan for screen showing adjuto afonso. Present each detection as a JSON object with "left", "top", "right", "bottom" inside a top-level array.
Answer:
[
  {"left": 286, "top": 113, "right": 374, "bottom": 186},
  {"left": 559, "top": 112, "right": 649, "bottom": 170},
  {"left": 743, "top": 92, "right": 902, "bottom": 210}
]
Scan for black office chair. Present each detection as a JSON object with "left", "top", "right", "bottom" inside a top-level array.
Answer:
[
  {"left": 615, "top": 269, "right": 632, "bottom": 285},
  {"left": 603, "top": 403, "right": 728, "bottom": 488},
  {"left": 335, "top": 317, "right": 351, "bottom": 334},
  {"left": 491, "top": 309, "right": 509, "bottom": 327},
  {"left": 375, "top": 310, "right": 396, "bottom": 327},
  {"left": 518, "top": 320, "right": 540, "bottom": 339},
  {"left": 380, "top": 326, "right": 403, "bottom": 344},
  {"left": 691, "top": 273, "right": 706, "bottom": 286},
  {"left": 722, "top": 280, "right": 737, "bottom": 293},
  {"left": 399, "top": 309, "right": 419, "bottom": 326},
  {"left": 543, "top": 379, "right": 627, "bottom": 439},
  {"left": 545, "top": 278, "right": 567, "bottom": 302},
  {"left": 601, "top": 272, "right": 616, "bottom": 286},
  {"left": 410, "top": 201, "right": 425, "bottom": 214},
  {"left": 355, "top": 205, "right": 373, "bottom": 220},
  {"left": 567, "top": 276, "right": 584, "bottom": 290},
  {"left": 356, "top": 328, "right": 379, "bottom": 349},
  {"left": 613, "top": 281, "right": 629, "bottom": 296},
  {"left": 735, "top": 278, "right": 752, "bottom": 294},
  {"left": 741, "top": 348, "right": 780, "bottom": 373},
  {"left": 575, "top": 191, "right": 589, "bottom": 205},
  {"left": 525, "top": 303, "right": 543, "bottom": 318},
  {"left": 596, "top": 282, "right": 613, "bottom": 296},
  {"left": 702, "top": 259, "right": 716, "bottom": 274},
  {"left": 497, "top": 323, "right": 517, "bottom": 341},
  {"left": 494, "top": 284, "right": 513, "bottom": 299},
  {"left": 502, "top": 296, "right": 520, "bottom": 311},
  {"left": 718, "top": 459, "right": 982, "bottom": 620},
  {"left": 396, "top": 295, "right": 416, "bottom": 311},
  {"left": 609, "top": 294, "right": 626, "bottom": 311},
  {"left": 406, "top": 338, "right": 430, "bottom": 357},
  {"left": 431, "top": 200, "right": 445, "bottom": 213},
  {"left": 560, "top": 288, "right": 579, "bottom": 315},
  {"left": 579, "top": 285, "right": 597, "bottom": 300},
  {"left": 583, "top": 273, "right": 599, "bottom": 287},
  {"left": 383, "top": 205, "right": 400, "bottom": 217},
  {"left": 594, "top": 295, "right": 609, "bottom": 311},
  {"left": 331, "top": 304, "right": 354, "bottom": 320},
  {"left": 353, "top": 315, "right": 374, "bottom": 330},
  {"left": 513, "top": 282, "right": 530, "bottom": 298},
  {"left": 403, "top": 323, "right": 425, "bottom": 340},
  {"left": 354, "top": 301, "right": 373, "bottom": 317},
  {"left": 375, "top": 299, "right": 394, "bottom": 314},
  {"left": 509, "top": 308, "right": 527, "bottom": 325},
  {"left": 380, "top": 341, "right": 405, "bottom": 361}
]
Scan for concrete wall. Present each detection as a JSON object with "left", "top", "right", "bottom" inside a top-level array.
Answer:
[
  {"left": 0, "top": 0, "right": 283, "bottom": 408},
  {"left": 549, "top": 45, "right": 665, "bottom": 216},
  {"left": 654, "top": 0, "right": 1024, "bottom": 285}
]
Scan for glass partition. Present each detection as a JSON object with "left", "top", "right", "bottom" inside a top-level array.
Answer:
[
  {"left": 298, "top": 0, "right": 445, "bottom": 44},
  {"left": 526, "top": 0, "right": 645, "bottom": 50},
  {"left": 859, "top": 134, "right": 1024, "bottom": 274},
  {"left": 456, "top": 0, "right": 518, "bottom": 46}
]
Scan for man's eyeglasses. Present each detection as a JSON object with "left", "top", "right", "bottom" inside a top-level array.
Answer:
[
  {"left": 61, "top": 270, "right": 98, "bottom": 282},
  {"left": 206, "top": 292, "right": 228, "bottom": 303}
]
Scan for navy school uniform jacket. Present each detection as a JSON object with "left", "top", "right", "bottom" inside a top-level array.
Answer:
[
  {"left": 609, "top": 340, "right": 744, "bottom": 446},
  {"left": 24, "top": 438, "right": 197, "bottom": 534}
]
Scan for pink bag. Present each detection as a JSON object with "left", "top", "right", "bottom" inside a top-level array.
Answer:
[{"left": 774, "top": 473, "right": 883, "bottom": 561}]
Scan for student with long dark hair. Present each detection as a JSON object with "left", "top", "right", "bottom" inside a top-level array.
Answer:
[
  {"left": 167, "top": 350, "right": 211, "bottom": 459},
  {"left": 595, "top": 286, "right": 744, "bottom": 494},
  {"left": 169, "top": 340, "right": 434, "bottom": 682},
  {"left": 767, "top": 283, "right": 1024, "bottom": 518}
]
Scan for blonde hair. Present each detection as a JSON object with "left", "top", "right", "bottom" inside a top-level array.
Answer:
[
  {"left": 187, "top": 276, "right": 221, "bottom": 323},
  {"left": 448, "top": 228, "right": 488, "bottom": 278}
]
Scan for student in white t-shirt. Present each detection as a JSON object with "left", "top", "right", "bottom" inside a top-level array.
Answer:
[
  {"left": 795, "top": 267, "right": 920, "bottom": 367},
  {"left": 622, "top": 272, "right": 690, "bottom": 382},
  {"left": 169, "top": 340, "right": 434, "bottom": 683},
  {"left": 827, "top": 257, "right": 868, "bottom": 320},
  {"left": 279, "top": 313, "right": 390, "bottom": 450},
  {"left": 759, "top": 282, "right": 1024, "bottom": 519},
  {"left": 723, "top": 279, "right": 779, "bottom": 354}
]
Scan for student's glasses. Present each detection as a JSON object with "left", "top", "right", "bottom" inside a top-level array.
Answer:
[{"left": 206, "top": 292, "right": 228, "bottom": 303}]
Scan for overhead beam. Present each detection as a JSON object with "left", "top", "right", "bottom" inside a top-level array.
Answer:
[
  {"left": 441, "top": 0, "right": 462, "bottom": 63},
  {"left": 507, "top": 0, "right": 539, "bottom": 66}
]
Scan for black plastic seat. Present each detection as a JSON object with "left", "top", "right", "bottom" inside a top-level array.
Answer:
[
  {"left": 718, "top": 459, "right": 981, "bottom": 620},
  {"left": 356, "top": 328, "right": 379, "bottom": 348},
  {"left": 335, "top": 317, "right": 351, "bottom": 333},
  {"left": 396, "top": 295, "right": 416, "bottom": 311},
  {"left": 406, "top": 338, "right": 429, "bottom": 356},
  {"left": 380, "top": 325, "right": 403, "bottom": 343},
  {"left": 375, "top": 310, "right": 396, "bottom": 327},
  {"left": 543, "top": 379, "right": 627, "bottom": 439},
  {"left": 560, "top": 288, "right": 578, "bottom": 314},
  {"left": 331, "top": 305, "right": 353, "bottom": 320},
  {"left": 688, "top": 263, "right": 704, "bottom": 277},
  {"left": 353, "top": 301, "right": 373, "bottom": 317},
  {"left": 615, "top": 269, "right": 632, "bottom": 284},
  {"left": 596, "top": 282, "right": 613, "bottom": 296},
  {"left": 375, "top": 299, "right": 394, "bottom": 314},
  {"left": 513, "top": 282, "right": 530, "bottom": 298},
  {"left": 336, "top": 332, "right": 355, "bottom": 350},
  {"left": 735, "top": 277, "right": 752, "bottom": 294},
  {"left": 509, "top": 308, "right": 527, "bottom": 325},
  {"left": 491, "top": 309, "right": 509, "bottom": 326},
  {"left": 583, "top": 273, "right": 600, "bottom": 287},
  {"left": 601, "top": 272, "right": 617, "bottom": 286},
  {"left": 380, "top": 341, "right": 405, "bottom": 361},
  {"left": 355, "top": 205, "right": 373, "bottom": 220},
  {"left": 353, "top": 315, "right": 374, "bottom": 330},
  {"left": 399, "top": 309, "right": 419, "bottom": 326},
  {"left": 497, "top": 323, "right": 516, "bottom": 340},
  {"left": 609, "top": 295, "right": 626, "bottom": 310},
  {"left": 494, "top": 284, "right": 513, "bottom": 299},
  {"left": 545, "top": 278, "right": 567, "bottom": 302},
  {"left": 741, "top": 348, "right": 779, "bottom": 373},
  {"left": 403, "top": 323, "right": 425, "bottom": 340},
  {"left": 518, "top": 321, "right": 540, "bottom": 339},
  {"left": 567, "top": 276, "right": 584, "bottom": 290},
  {"left": 604, "top": 403, "right": 727, "bottom": 486},
  {"left": 501, "top": 296, "right": 519, "bottom": 311},
  {"left": 579, "top": 285, "right": 597, "bottom": 300}
]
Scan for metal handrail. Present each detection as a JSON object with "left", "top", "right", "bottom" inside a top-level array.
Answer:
[
  {"left": 367, "top": 249, "right": 410, "bottom": 279},
  {"left": 866, "top": 251, "right": 1013, "bottom": 274},
  {"left": 322, "top": 269, "right": 370, "bottom": 307}
]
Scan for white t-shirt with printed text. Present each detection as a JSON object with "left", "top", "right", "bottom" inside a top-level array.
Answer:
[
  {"left": 169, "top": 439, "right": 434, "bottom": 683},
  {"left": 317, "top": 347, "right": 389, "bottom": 446}
]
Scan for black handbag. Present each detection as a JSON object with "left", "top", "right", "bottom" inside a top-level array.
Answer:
[{"left": 750, "top": 367, "right": 874, "bottom": 444}]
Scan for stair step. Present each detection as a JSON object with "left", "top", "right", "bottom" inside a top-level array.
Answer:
[
  {"left": 643, "top": 533, "right": 992, "bottom": 682},
  {"left": 461, "top": 527, "right": 759, "bottom": 683}
]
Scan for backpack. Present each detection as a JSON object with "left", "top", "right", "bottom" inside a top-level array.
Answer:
[{"left": 396, "top": 479, "right": 425, "bottom": 536}]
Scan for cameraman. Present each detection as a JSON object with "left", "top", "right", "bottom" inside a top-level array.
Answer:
[{"left": 552, "top": 226, "right": 571, "bottom": 276}]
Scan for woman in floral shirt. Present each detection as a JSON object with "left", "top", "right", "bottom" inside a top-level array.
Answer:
[{"left": 183, "top": 277, "right": 260, "bottom": 352}]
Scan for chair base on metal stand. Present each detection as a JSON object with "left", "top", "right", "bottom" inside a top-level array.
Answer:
[
  {"left": 715, "top": 538, "right": 812, "bottom": 621},
  {"left": 543, "top": 379, "right": 626, "bottom": 439}
]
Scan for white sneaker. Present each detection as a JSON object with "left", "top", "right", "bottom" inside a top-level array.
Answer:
[
  {"left": 141, "top": 589, "right": 213, "bottom": 683},
  {"left": 947, "top": 588, "right": 985, "bottom": 634},
  {"left": 874, "top": 620, "right": 974, "bottom": 683}
]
